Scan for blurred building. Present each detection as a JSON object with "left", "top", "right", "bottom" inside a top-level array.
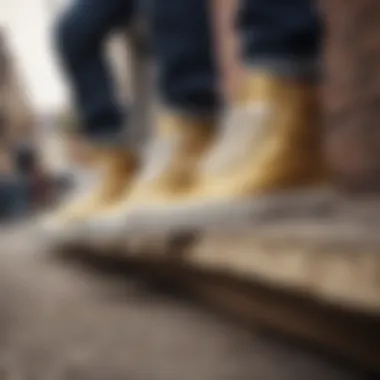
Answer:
[{"left": 0, "top": 27, "right": 34, "bottom": 149}]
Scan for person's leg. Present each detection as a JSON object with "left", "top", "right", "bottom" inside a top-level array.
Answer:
[
  {"left": 148, "top": 0, "right": 220, "bottom": 115},
  {"left": 236, "top": 0, "right": 324, "bottom": 193},
  {"left": 190, "top": 0, "right": 324, "bottom": 200},
  {"left": 120, "top": 0, "right": 221, "bottom": 204},
  {"left": 77, "top": 0, "right": 223, "bottom": 238},
  {"left": 239, "top": 0, "right": 320, "bottom": 80},
  {"left": 44, "top": 0, "right": 138, "bottom": 234},
  {"left": 55, "top": 0, "right": 135, "bottom": 144},
  {"left": 74, "top": 0, "right": 326, "bottom": 245}
]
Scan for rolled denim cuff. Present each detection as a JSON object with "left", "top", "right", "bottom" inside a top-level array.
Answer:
[
  {"left": 246, "top": 56, "right": 321, "bottom": 82},
  {"left": 80, "top": 130, "right": 129, "bottom": 148},
  {"left": 160, "top": 102, "right": 221, "bottom": 121}
]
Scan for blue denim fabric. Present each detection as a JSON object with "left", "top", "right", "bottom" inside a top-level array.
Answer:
[
  {"left": 145, "top": 0, "right": 221, "bottom": 115},
  {"left": 55, "top": 0, "right": 320, "bottom": 143},
  {"left": 55, "top": 0, "right": 136, "bottom": 143},
  {"left": 237, "top": 0, "right": 321, "bottom": 80},
  {"left": 148, "top": 0, "right": 320, "bottom": 112}
]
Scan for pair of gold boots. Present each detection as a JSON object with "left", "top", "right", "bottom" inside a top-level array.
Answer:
[{"left": 42, "top": 71, "right": 325, "bottom": 245}]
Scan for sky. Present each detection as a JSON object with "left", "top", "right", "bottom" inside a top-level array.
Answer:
[{"left": 0, "top": 0, "right": 68, "bottom": 113}]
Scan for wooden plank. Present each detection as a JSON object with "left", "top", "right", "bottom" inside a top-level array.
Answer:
[
  {"left": 76, "top": 191, "right": 380, "bottom": 314},
  {"left": 184, "top": 221, "right": 380, "bottom": 315},
  {"left": 177, "top": 270, "right": 380, "bottom": 374},
  {"left": 63, "top": 249, "right": 380, "bottom": 374},
  {"left": 47, "top": 194, "right": 380, "bottom": 372}
]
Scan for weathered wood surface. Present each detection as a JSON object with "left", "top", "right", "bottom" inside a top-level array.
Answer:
[
  {"left": 60, "top": 192, "right": 380, "bottom": 372},
  {"left": 68, "top": 240, "right": 380, "bottom": 374},
  {"left": 83, "top": 189, "right": 380, "bottom": 314},
  {"left": 180, "top": 271, "right": 380, "bottom": 374}
]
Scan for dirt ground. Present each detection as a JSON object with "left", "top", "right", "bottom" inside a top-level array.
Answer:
[{"left": 0, "top": 224, "right": 372, "bottom": 380}]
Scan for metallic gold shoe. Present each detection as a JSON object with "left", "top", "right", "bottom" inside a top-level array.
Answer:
[
  {"left": 80, "top": 112, "right": 217, "bottom": 240},
  {"left": 40, "top": 147, "right": 137, "bottom": 243},
  {"left": 193, "top": 71, "right": 326, "bottom": 200},
  {"left": 120, "top": 112, "right": 216, "bottom": 205}
]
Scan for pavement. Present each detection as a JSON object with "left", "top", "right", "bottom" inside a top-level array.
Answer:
[{"left": 0, "top": 223, "right": 372, "bottom": 380}]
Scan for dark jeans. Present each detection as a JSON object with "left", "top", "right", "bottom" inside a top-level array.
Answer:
[
  {"left": 144, "top": 0, "right": 220, "bottom": 115},
  {"left": 55, "top": 0, "right": 320, "bottom": 143},
  {"left": 55, "top": 0, "right": 136, "bottom": 143},
  {"left": 238, "top": 0, "right": 321, "bottom": 79}
]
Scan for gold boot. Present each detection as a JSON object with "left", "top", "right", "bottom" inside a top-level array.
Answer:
[
  {"left": 80, "top": 112, "right": 216, "bottom": 238},
  {"left": 192, "top": 70, "right": 326, "bottom": 200},
  {"left": 122, "top": 112, "right": 216, "bottom": 205},
  {"left": 42, "top": 146, "right": 137, "bottom": 232}
]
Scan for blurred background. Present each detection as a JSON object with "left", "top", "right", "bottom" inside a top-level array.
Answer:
[
  {"left": 0, "top": 0, "right": 135, "bottom": 220},
  {"left": 0, "top": 0, "right": 66, "bottom": 219}
]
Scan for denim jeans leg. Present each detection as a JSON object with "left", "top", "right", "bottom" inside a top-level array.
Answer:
[
  {"left": 55, "top": 0, "right": 135, "bottom": 145},
  {"left": 237, "top": 0, "right": 321, "bottom": 81},
  {"left": 146, "top": 0, "right": 221, "bottom": 116}
]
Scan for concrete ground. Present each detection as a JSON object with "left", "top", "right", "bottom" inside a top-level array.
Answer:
[{"left": 0, "top": 224, "right": 372, "bottom": 380}]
